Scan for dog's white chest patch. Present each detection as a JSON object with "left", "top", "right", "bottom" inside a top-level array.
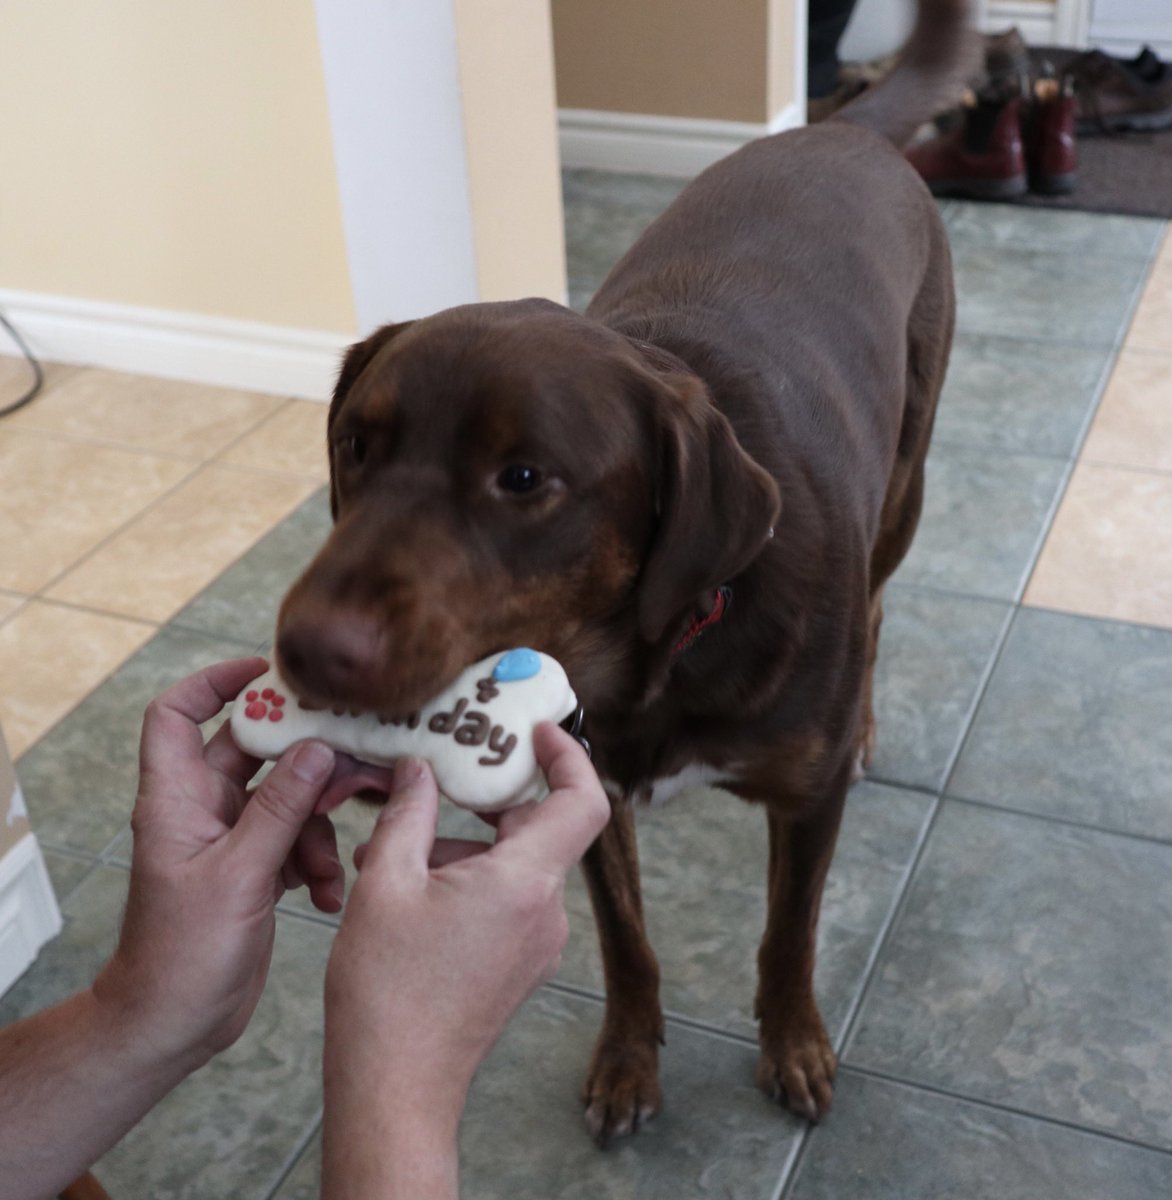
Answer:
[{"left": 645, "top": 763, "right": 728, "bottom": 807}]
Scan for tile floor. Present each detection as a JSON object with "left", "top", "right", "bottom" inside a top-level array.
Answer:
[{"left": 2, "top": 174, "right": 1171, "bottom": 1198}]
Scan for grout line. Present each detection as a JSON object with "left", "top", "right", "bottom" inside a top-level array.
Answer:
[
  {"left": 943, "top": 791, "right": 1172, "bottom": 851},
  {"left": 10, "top": 593, "right": 160, "bottom": 632},
  {"left": 838, "top": 1063, "right": 1172, "bottom": 1160},
  {"left": 1074, "top": 456, "right": 1172, "bottom": 480},
  {"left": 259, "top": 1106, "right": 323, "bottom": 1200},
  {"left": 29, "top": 460, "right": 205, "bottom": 600},
  {"left": 1015, "top": 598, "right": 1172, "bottom": 638},
  {"left": 35, "top": 844, "right": 104, "bottom": 909}
]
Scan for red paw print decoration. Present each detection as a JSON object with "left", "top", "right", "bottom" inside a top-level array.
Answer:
[{"left": 243, "top": 686, "right": 286, "bottom": 723}]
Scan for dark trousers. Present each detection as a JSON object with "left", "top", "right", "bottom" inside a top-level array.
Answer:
[{"left": 808, "top": 0, "right": 860, "bottom": 98}]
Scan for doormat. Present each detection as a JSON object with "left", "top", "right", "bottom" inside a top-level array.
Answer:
[{"left": 1012, "top": 47, "right": 1172, "bottom": 220}]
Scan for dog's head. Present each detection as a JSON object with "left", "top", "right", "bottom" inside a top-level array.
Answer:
[{"left": 276, "top": 299, "right": 779, "bottom": 717}]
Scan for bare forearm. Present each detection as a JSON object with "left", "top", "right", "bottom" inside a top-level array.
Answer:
[
  {"left": 0, "top": 987, "right": 195, "bottom": 1199},
  {"left": 321, "top": 1033, "right": 464, "bottom": 1200}
]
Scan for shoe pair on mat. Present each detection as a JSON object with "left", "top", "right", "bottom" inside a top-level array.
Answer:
[
  {"left": 1069, "top": 44, "right": 1172, "bottom": 133},
  {"left": 906, "top": 33, "right": 1172, "bottom": 202}
]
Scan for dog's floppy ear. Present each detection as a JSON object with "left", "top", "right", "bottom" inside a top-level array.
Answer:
[
  {"left": 326, "top": 321, "right": 415, "bottom": 517},
  {"left": 635, "top": 354, "right": 781, "bottom": 645}
]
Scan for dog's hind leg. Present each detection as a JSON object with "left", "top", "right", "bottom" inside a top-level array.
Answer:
[
  {"left": 753, "top": 764, "right": 851, "bottom": 1120},
  {"left": 578, "top": 793, "right": 664, "bottom": 1146}
]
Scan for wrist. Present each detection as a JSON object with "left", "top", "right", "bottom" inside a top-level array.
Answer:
[
  {"left": 90, "top": 956, "right": 212, "bottom": 1079},
  {"left": 323, "top": 1014, "right": 464, "bottom": 1200}
]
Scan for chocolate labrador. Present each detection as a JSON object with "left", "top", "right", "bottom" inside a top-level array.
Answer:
[{"left": 276, "top": 0, "right": 973, "bottom": 1146}]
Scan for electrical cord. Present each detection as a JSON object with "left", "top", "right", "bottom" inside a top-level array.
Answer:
[{"left": 0, "top": 309, "right": 44, "bottom": 417}]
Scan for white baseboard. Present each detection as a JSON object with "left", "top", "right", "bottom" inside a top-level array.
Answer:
[
  {"left": 0, "top": 289, "right": 354, "bottom": 401},
  {"left": 0, "top": 832, "right": 63, "bottom": 999},
  {"left": 981, "top": 3, "right": 1059, "bottom": 44},
  {"left": 558, "top": 103, "right": 805, "bottom": 179}
]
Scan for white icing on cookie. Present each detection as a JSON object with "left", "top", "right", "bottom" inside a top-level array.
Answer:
[{"left": 229, "top": 648, "right": 578, "bottom": 812}]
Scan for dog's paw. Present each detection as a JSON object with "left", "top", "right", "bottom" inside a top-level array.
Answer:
[
  {"left": 581, "top": 1037, "right": 663, "bottom": 1147},
  {"left": 755, "top": 1016, "right": 837, "bottom": 1122}
]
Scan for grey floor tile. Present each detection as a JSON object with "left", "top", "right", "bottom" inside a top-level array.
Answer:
[
  {"left": 951, "top": 244, "right": 1146, "bottom": 345},
  {"left": 945, "top": 201, "right": 1166, "bottom": 260},
  {"left": 897, "top": 441, "right": 1067, "bottom": 601},
  {"left": 788, "top": 1070, "right": 1172, "bottom": 1200},
  {"left": 172, "top": 487, "right": 331, "bottom": 647},
  {"left": 556, "top": 780, "right": 933, "bottom": 1044},
  {"left": 949, "top": 608, "right": 1172, "bottom": 839},
  {"left": 934, "top": 333, "right": 1113, "bottom": 457},
  {"left": 96, "top": 911, "right": 335, "bottom": 1199},
  {"left": 275, "top": 988, "right": 802, "bottom": 1200},
  {"left": 869, "top": 586, "right": 1010, "bottom": 792},
  {"left": 40, "top": 846, "right": 99, "bottom": 906},
  {"left": 0, "top": 867, "right": 334, "bottom": 1199},
  {"left": 0, "top": 863, "right": 128, "bottom": 1026},
  {"left": 563, "top": 168, "right": 688, "bottom": 290},
  {"left": 15, "top": 626, "right": 257, "bottom": 855},
  {"left": 845, "top": 801, "right": 1172, "bottom": 1150}
]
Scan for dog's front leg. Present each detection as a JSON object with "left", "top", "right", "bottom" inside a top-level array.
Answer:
[
  {"left": 578, "top": 791, "right": 664, "bottom": 1146},
  {"left": 753, "top": 765, "right": 850, "bottom": 1121}
]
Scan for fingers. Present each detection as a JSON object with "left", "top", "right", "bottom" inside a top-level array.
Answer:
[
  {"left": 354, "top": 835, "right": 490, "bottom": 872},
  {"left": 495, "top": 724, "right": 611, "bottom": 871},
  {"left": 356, "top": 757, "right": 440, "bottom": 881},
  {"left": 140, "top": 658, "right": 268, "bottom": 779},
  {"left": 289, "top": 813, "right": 345, "bottom": 913},
  {"left": 230, "top": 740, "right": 337, "bottom": 878}
]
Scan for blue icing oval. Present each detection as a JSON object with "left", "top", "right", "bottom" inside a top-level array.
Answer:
[{"left": 493, "top": 648, "right": 541, "bottom": 682}]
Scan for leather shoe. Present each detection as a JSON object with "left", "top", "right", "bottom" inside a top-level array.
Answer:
[
  {"left": 906, "top": 89, "right": 1027, "bottom": 200},
  {"left": 1067, "top": 45, "right": 1172, "bottom": 133}
]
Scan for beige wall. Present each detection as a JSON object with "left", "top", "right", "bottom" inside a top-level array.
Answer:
[
  {"left": 455, "top": 0, "right": 566, "bottom": 303},
  {"left": 552, "top": 0, "right": 801, "bottom": 124},
  {"left": 0, "top": 0, "right": 356, "bottom": 332}
]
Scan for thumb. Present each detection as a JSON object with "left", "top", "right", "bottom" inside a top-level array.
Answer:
[
  {"left": 357, "top": 757, "right": 439, "bottom": 881},
  {"left": 232, "top": 740, "right": 336, "bottom": 878}
]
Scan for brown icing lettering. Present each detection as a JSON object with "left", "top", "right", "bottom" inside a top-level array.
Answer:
[
  {"left": 478, "top": 726, "right": 517, "bottom": 767},
  {"left": 454, "top": 711, "right": 491, "bottom": 746},
  {"left": 379, "top": 711, "right": 421, "bottom": 729},
  {"left": 475, "top": 677, "right": 500, "bottom": 704},
  {"left": 428, "top": 697, "right": 468, "bottom": 734}
]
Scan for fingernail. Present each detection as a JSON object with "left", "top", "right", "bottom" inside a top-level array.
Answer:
[
  {"left": 292, "top": 740, "right": 334, "bottom": 783},
  {"left": 392, "top": 756, "right": 426, "bottom": 792}
]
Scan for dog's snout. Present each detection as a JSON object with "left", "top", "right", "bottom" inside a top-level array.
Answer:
[{"left": 277, "top": 607, "right": 382, "bottom": 704}]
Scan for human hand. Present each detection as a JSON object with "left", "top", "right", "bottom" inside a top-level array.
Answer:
[
  {"left": 94, "top": 658, "right": 394, "bottom": 1069},
  {"left": 322, "top": 723, "right": 610, "bottom": 1163}
]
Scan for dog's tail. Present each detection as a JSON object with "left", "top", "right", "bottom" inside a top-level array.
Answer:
[{"left": 830, "top": 0, "right": 981, "bottom": 148}]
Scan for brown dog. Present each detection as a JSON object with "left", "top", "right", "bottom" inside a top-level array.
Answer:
[{"left": 277, "top": 0, "right": 973, "bottom": 1146}]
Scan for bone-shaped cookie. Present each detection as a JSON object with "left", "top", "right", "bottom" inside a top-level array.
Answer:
[{"left": 229, "top": 648, "right": 578, "bottom": 812}]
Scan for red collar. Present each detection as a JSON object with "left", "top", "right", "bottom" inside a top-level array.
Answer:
[{"left": 671, "top": 586, "right": 732, "bottom": 657}]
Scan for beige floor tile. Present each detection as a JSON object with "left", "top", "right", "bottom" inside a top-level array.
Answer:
[
  {"left": 45, "top": 465, "right": 318, "bottom": 622},
  {"left": 217, "top": 398, "right": 329, "bottom": 479},
  {"left": 0, "top": 600, "right": 153, "bottom": 757},
  {"left": 1125, "top": 230, "right": 1172, "bottom": 354},
  {"left": 0, "top": 430, "right": 194, "bottom": 593},
  {"left": 0, "top": 354, "right": 79, "bottom": 404},
  {"left": 0, "top": 593, "right": 27, "bottom": 625},
  {"left": 5, "top": 366, "right": 284, "bottom": 459},
  {"left": 1025, "top": 461, "right": 1172, "bottom": 629},
  {"left": 1082, "top": 351, "right": 1172, "bottom": 473}
]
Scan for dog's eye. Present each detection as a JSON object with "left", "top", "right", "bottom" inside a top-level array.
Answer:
[
  {"left": 497, "top": 465, "right": 543, "bottom": 494},
  {"left": 337, "top": 434, "right": 367, "bottom": 466}
]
